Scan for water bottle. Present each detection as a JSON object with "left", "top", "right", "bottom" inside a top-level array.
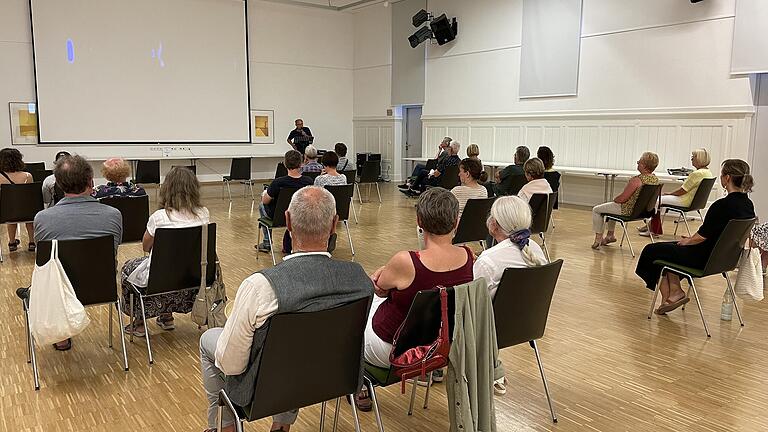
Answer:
[{"left": 720, "top": 290, "right": 733, "bottom": 321}]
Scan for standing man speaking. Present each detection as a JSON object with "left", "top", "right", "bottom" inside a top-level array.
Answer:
[{"left": 287, "top": 118, "right": 314, "bottom": 155}]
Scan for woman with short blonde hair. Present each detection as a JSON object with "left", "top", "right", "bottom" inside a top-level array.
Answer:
[
  {"left": 466, "top": 143, "right": 480, "bottom": 159},
  {"left": 92, "top": 158, "right": 146, "bottom": 199}
]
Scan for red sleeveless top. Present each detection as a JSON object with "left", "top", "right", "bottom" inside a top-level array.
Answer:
[{"left": 372, "top": 247, "right": 474, "bottom": 344}]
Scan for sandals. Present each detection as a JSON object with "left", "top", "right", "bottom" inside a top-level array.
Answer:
[
  {"left": 53, "top": 338, "right": 72, "bottom": 351},
  {"left": 494, "top": 376, "right": 507, "bottom": 396},
  {"left": 8, "top": 239, "right": 20, "bottom": 252},
  {"left": 601, "top": 237, "right": 617, "bottom": 246},
  {"left": 655, "top": 296, "right": 690, "bottom": 315},
  {"left": 156, "top": 316, "right": 175, "bottom": 331},
  {"left": 125, "top": 323, "right": 146, "bottom": 338},
  {"left": 354, "top": 389, "right": 373, "bottom": 412}
]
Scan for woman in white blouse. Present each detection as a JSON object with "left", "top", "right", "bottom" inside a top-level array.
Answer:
[
  {"left": 120, "top": 167, "right": 211, "bottom": 337},
  {"left": 473, "top": 195, "right": 547, "bottom": 396},
  {"left": 517, "top": 158, "right": 553, "bottom": 203}
]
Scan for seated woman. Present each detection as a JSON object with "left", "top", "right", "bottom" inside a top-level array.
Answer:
[
  {"left": 635, "top": 159, "right": 755, "bottom": 314},
  {"left": 451, "top": 158, "right": 488, "bottom": 217},
  {"left": 591, "top": 152, "right": 659, "bottom": 249},
  {"left": 517, "top": 158, "right": 553, "bottom": 203},
  {"left": 92, "top": 158, "right": 146, "bottom": 199},
  {"left": 538, "top": 146, "right": 556, "bottom": 173},
  {"left": 466, "top": 143, "right": 489, "bottom": 184},
  {"left": 314, "top": 151, "right": 347, "bottom": 187},
  {"left": 120, "top": 167, "right": 211, "bottom": 336},
  {"left": 335, "top": 142, "right": 355, "bottom": 172},
  {"left": 0, "top": 148, "right": 35, "bottom": 252},
  {"left": 751, "top": 222, "right": 768, "bottom": 274},
  {"left": 359, "top": 188, "right": 474, "bottom": 406},
  {"left": 473, "top": 195, "right": 547, "bottom": 395}
]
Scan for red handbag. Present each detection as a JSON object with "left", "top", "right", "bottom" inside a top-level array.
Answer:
[
  {"left": 650, "top": 212, "right": 663, "bottom": 235},
  {"left": 389, "top": 287, "right": 450, "bottom": 393}
]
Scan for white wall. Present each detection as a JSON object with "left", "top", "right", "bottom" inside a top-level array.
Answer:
[{"left": 0, "top": 0, "right": 354, "bottom": 182}]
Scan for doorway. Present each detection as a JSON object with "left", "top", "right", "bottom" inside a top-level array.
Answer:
[{"left": 404, "top": 106, "right": 423, "bottom": 159}]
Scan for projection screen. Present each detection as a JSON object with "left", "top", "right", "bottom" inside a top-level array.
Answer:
[{"left": 30, "top": 0, "right": 251, "bottom": 143}]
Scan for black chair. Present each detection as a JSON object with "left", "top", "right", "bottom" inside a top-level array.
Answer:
[
  {"left": 660, "top": 177, "right": 716, "bottom": 236},
  {"left": 493, "top": 259, "right": 564, "bottom": 423},
  {"left": 99, "top": 195, "right": 150, "bottom": 244},
  {"left": 263, "top": 163, "right": 290, "bottom": 191},
  {"left": 452, "top": 197, "right": 495, "bottom": 249},
  {"left": 602, "top": 184, "right": 663, "bottom": 258},
  {"left": 129, "top": 224, "right": 217, "bottom": 364},
  {"left": 135, "top": 160, "right": 161, "bottom": 185},
  {"left": 543, "top": 171, "right": 561, "bottom": 209},
  {"left": 216, "top": 297, "right": 372, "bottom": 432},
  {"left": 30, "top": 169, "right": 52, "bottom": 183},
  {"left": 257, "top": 188, "right": 299, "bottom": 265},
  {"left": 23, "top": 162, "right": 45, "bottom": 173},
  {"left": 341, "top": 170, "right": 356, "bottom": 185},
  {"left": 364, "top": 288, "right": 456, "bottom": 432},
  {"left": 0, "top": 183, "right": 44, "bottom": 262},
  {"left": 498, "top": 173, "right": 528, "bottom": 196},
  {"left": 303, "top": 171, "right": 321, "bottom": 181},
  {"left": 325, "top": 184, "right": 357, "bottom": 255},
  {"left": 172, "top": 165, "right": 197, "bottom": 175},
  {"left": 223, "top": 158, "right": 254, "bottom": 201},
  {"left": 22, "top": 236, "right": 128, "bottom": 390},
  {"left": 355, "top": 160, "right": 381, "bottom": 204},
  {"left": 648, "top": 218, "right": 756, "bottom": 337},
  {"left": 437, "top": 164, "right": 461, "bottom": 189},
  {"left": 529, "top": 192, "right": 558, "bottom": 262},
  {"left": 424, "top": 158, "right": 438, "bottom": 171}
]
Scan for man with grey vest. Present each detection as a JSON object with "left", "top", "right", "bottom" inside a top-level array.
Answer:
[{"left": 199, "top": 186, "right": 374, "bottom": 432}]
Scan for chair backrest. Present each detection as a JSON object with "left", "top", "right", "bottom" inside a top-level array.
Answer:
[
  {"left": 687, "top": 177, "right": 717, "bottom": 212},
  {"left": 135, "top": 160, "right": 160, "bottom": 184},
  {"left": 0, "top": 182, "right": 44, "bottom": 223},
  {"left": 229, "top": 158, "right": 252, "bottom": 181},
  {"left": 529, "top": 192, "right": 557, "bottom": 234},
  {"left": 246, "top": 296, "right": 371, "bottom": 420},
  {"left": 439, "top": 165, "right": 461, "bottom": 189},
  {"left": 270, "top": 188, "right": 299, "bottom": 227},
  {"left": 453, "top": 197, "right": 495, "bottom": 245},
  {"left": 30, "top": 169, "right": 52, "bottom": 183},
  {"left": 146, "top": 224, "right": 217, "bottom": 296},
  {"left": 424, "top": 158, "right": 438, "bottom": 171},
  {"left": 493, "top": 259, "right": 563, "bottom": 348},
  {"left": 172, "top": 165, "right": 197, "bottom": 175},
  {"left": 53, "top": 183, "right": 65, "bottom": 205},
  {"left": 35, "top": 236, "right": 117, "bottom": 306},
  {"left": 701, "top": 218, "right": 757, "bottom": 276},
  {"left": 274, "top": 162, "right": 288, "bottom": 179},
  {"left": 628, "top": 184, "right": 662, "bottom": 219},
  {"left": 303, "top": 171, "right": 321, "bottom": 181},
  {"left": 542, "top": 171, "right": 561, "bottom": 192},
  {"left": 358, "top": 160, "right": 381, "bottom": 183},
  {"left": 99, "top": 195, "right": 150, "bottom": 243},
  {"left": 23, "top": 162, "right": 46, "bottom": 173},
  {"left": 325, "top": 184, "right": 354, "bottom": 221},
  {"left": 341, "top": 170, "right": 356, "bottom": 184},
  {"left": 392, "top": 288, "right": 456, "bottom": 358},
  {"left": 504, "top": 174, "right": 528, "bottom": 196}
]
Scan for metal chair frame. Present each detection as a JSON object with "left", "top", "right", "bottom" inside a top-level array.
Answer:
[{"left": 602, "top": 184, "right": 663, "bottom": 258}]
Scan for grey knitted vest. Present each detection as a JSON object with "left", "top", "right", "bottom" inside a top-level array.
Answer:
[{"left": 224, "top": 254, "right": 374, "bottom": 407}]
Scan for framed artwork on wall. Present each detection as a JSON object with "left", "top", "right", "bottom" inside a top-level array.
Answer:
[
  {"left": 9, "top": 102, "right": 39, "bottom": 145},
  {"left": 251, "top": 110, "right": 274, "bottom": 144}
]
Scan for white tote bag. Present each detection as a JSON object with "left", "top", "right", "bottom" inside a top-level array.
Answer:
[
  {"left": 734, "top": 247, "right": 764, "bottom": 302},
  {"left": 29, "top": 240, "right": 91, "bottom": 345}
]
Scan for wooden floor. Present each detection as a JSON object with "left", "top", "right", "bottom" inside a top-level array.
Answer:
[{"left": 1, "top": 183, "right": 767, "bottom": 432}]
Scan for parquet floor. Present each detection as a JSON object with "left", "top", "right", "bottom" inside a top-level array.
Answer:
[{"left": 1, "top": 183, "right": 767, "bottom": 431}]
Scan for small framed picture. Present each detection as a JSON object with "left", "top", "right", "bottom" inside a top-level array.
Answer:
[
  {"left": 9, "top": 102, "right": 39, "bottom": 145},
  {"left": 251, "top": 109, "right": 274, "bottom": 144}
]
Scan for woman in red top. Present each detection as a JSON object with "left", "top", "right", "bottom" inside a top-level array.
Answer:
[{"left": 356, "top": 188, "right": 474, "bottom": 410}]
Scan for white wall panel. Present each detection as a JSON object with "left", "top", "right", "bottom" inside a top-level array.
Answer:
[
  {"left": 469, "top": 126, "right": 494, "bottom": 160},
  {"left": 494, "top": 127, "right": 523, "bottom": 162},
  {"left": 446, "top": 127, "right": 469, "bottom": 147}
]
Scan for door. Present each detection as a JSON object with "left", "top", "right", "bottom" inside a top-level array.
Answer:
[{"left": 404, "top": 106, "right": 423, "bottom": 159}]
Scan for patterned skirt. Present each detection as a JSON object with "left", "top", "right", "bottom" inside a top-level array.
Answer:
[
  {"left": 753, "top": 222, "right": 768, "bottom": 251},
  {"left": 120, "top": 256, "right": 197, "bottom": 319}
]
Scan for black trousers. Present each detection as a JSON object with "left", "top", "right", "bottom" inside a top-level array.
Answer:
[{"left": 635, "top": 242, "right": 711, "bottom": 290}]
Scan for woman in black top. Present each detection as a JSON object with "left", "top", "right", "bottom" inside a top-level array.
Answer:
[{"left": 635, "top": 159, "right": 755, "bottom": 315}]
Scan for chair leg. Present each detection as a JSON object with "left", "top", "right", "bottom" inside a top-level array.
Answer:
[
  {"left": 407, "top": 378, "right": 418, "bottom": 415},
  {"left": 350, "top": 198, "right": 358, "bottom": 224},
  {"left": 621, "top": 222, "right": 635, "bottom": 258},
  {"left": 332, "top": 397, "right": 341, "bottom": 432},
  {"left": 540, "top": 233, "right": 551, "bottom": 263},
  {"left": 266, "top": 228, "right": 276, "bottom": 266},
  {"left": 355, "top": 183, "right": 363, "bottom": 205},
  {"left": 479, "top": 240, "right": 486, "bottom": 251},
  {"left": 138, "top": 295, "right": 154, "bottom": 364},
  {"left": 531, "top": 340, "right": 558, "bottom": 423},
  {"left": 0, "top": 244, "right": 4, "bottom": 262},
  {"left": 687, "top": 277, "right": 711, "bottom": 337},
  {"left": 217, "top": 390, "right": 244, "bottom": 432},
  {"left": 24, "top": 301, "right": 40, "bottom": 390},
  {"left": 129, "top": 292, "right": 135, "bottom": 343},
  {"left": 116, "top": 299, "right": 129, "bottom": 371},
  {"left": 344, "top": 220, "right": 355, "bottom": 256},
  {"left": 249, "top": 181, "right": 255, "bottom": 201},
  {"left": 423, "top": 371, "right": 433, "bottom": 409},
  {"left": 226, "top": 181, "right": 232, "bottom": 201},
  {"left": 648, "top": 276, "right": 662, "bottom": 319},
  {"left": 375, "top": 183, "right": 382, "bottom": 203},
  {"left": 348, "top": 394, "right": 362, "bottom": 432},
  {"left": 366, "top": 376, "right": 385, "bottom": 432},
  {"left": 108, "top": 303, "right": 113, "bottom": 348},
  {"left": 682, "top": 284, "right": 691, "bottom": 310},
  {"left": 643, "top": 219, "right": 655, "bottom": 244},
  {"left": 683, "top": 216, "right": 692, "bottom": 237},
  {"left": 320, "top": 401, "right": 326, "bottom": 432},
  {"left": 724, "top": 272, "right": 745, "bottom": 327},
  {"left": 256, "top": 223, "right": 262, "bottom": 261},
  {"left": 697, "top": 210, "right": 704, "bottom": 222}
]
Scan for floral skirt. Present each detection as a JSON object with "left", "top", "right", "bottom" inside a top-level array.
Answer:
[
  {"left": 752, "top": 222, "right": 768, "bottom": 252},
  {"left": 120, "top": 256, "right": 196, "bottom": 319}
]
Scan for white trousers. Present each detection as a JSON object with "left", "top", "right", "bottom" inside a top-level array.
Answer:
[
  {"left": 592, "top": 202, "right": 622, "bottom": 234},
  {"left": 660, "top": 195, "right": 686, "bottom": 207},
  {"left": 363, "top": 296, "right": 393, "bottom": 368}
]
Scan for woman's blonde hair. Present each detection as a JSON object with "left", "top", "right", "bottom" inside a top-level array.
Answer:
[
  {"left": 523, "top": 158, "right": 545, "bottom": 179},
  {"left": 692, "top": 148, "right": 710, "bottom": 168},
  {"left": 159, "top": 167, "right": 203, "bottom": 214},
  {"left": 721, "top": 159, "right": 754, "bottom": 193},
  {"left": 466, "top": 144, "right": 480, "bottom": 158},
  {"left": 486, "top": 196, "right": 547, "bottom": 267},
  {"left": 640, "top": 152, "right": 659, "bottom": 172},
  {"left": 101, "top": 158, "right": 130, "bottom": 183}
]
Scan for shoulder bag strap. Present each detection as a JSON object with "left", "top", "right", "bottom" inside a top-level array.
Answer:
[{"left": 199, "top": 224, "right": 209, "bottom": 292}]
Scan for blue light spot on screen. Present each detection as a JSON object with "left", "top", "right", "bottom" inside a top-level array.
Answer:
[
  {"left": 27, "top": 103, "right": 36, "bottom": 114},
  {"left": 66, "top": 39, "right": 75, "bottom": 64}
]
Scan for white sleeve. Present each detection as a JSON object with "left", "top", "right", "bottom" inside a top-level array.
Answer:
[
  {"left": 214, "top": 274, "right": 279, "bottom": 375},
  {"left": 146, "top": 211, "right": 160, "bottom": 237},
  {"left": 473, "top": 257, "right": 493, "bottom": 288}
]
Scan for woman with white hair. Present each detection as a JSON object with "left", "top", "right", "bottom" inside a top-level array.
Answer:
[{"left": 473, "top": 195, "right": 547, "bottom": 396}]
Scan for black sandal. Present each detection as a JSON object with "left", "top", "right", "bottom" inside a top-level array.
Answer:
[
  {"left": 53, "top": 338, "right": 72, "bottom": 351},
  {"left": 8, "top": 239, "right": 20, "bottom": 252},
  {"left": 28, "top": 242, "right": 36, "bottom": 252}
]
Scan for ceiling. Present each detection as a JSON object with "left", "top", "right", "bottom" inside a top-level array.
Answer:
[{"left": 263, "top": 0, "right": 383, "bottom": 11}]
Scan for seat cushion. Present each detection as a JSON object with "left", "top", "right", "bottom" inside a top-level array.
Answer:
[
  {"left": 661, "top": 204, "right": 691, "bottom": 212},
  {"left": 653, "top": 260, "right": 705, "bottom": 278},
  {"left": 363, "top": 362, "right": 397, "bottom": 386},
  {"left": 257, "top": 217, "right": 274, "bottom": 227}
]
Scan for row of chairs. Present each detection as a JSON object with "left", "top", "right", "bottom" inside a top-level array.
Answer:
[{"left": 218, "top": 259, "right": 565, "bottom": 432}]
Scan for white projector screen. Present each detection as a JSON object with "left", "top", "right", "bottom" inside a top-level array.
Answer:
[{"left": 30, "top": 0, "right": 250, "bottom": 143}]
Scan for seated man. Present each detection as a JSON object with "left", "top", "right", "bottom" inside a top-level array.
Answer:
[
  {"left": 255, "top": 150, "right": 313, "bottom": 253},
  {"left": 41, "top": 150, "right": 70, "bottom": 207},
  {"left": 398, "top": 136, "right": 452, "bottom": 189},
  {"left": 494, "top": 145, "right": 530, "bottom": 196},
  {"left": 402, "top": 140, "right": 462, "bottom": 196},
  {"left": 200, "top": 186, "right": 374, "bottom": 432},
  {"left": 299, "top": 145, "right": 323, "bottom": 174},
  {"left": 26, "top": 154, "right": 123, "bottom": 351}
]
